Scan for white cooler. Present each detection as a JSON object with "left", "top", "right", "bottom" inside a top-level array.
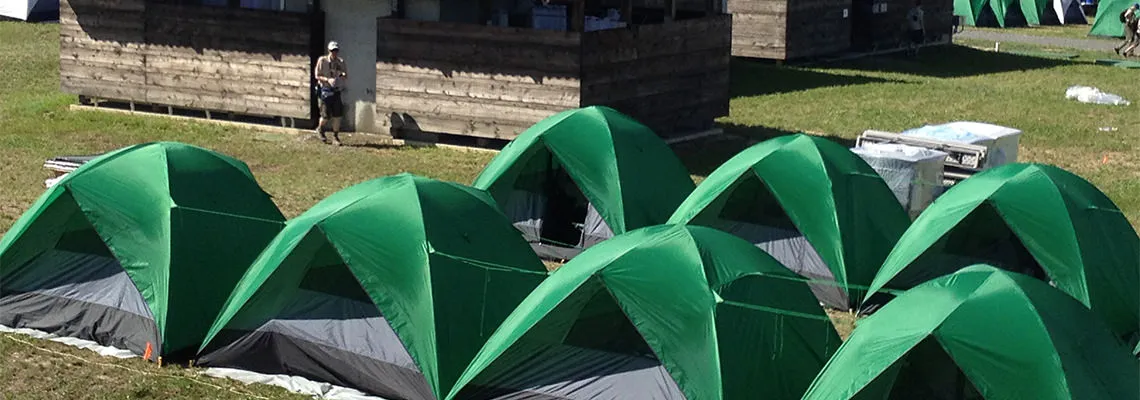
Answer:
[{"left": 902, "top": 122, "right": 1022, "bottom": 169}]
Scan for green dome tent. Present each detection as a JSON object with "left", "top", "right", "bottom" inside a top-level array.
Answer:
[
  {"left": 473, "top": 106, "right": 695, "bottom": 261},
  {"left": 448, "top": 224, "right": 840, "bottom": 400},
  {"left": 0, "top": 142, "right": 285, "bottom": 361},
  {"left": 669, "top": 134, "right": 910, "bottom": 310},
  {"left": 955, "top": 0, "right": 1040, "bottom": 27},
  {"left": 804, "top": 265, "right": 1140, "bottom": 400},
  {"left": 866, "top": 163, "right": 1139, "bottom": 340},
  {"left": 197, "top": 174, "right": 548, "bottom": 399},
  {"left": 1091, "top": 0, "right": 1136, "bottom": 37}
]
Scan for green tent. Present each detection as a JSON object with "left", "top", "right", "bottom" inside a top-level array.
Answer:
[
  {"left": 866, "top": 163, "right": 1139, "bottom": 340},
  {"left": 955, "top": 0, "right": 1039, "bottom": 27},
  {"left": 1091, "top": 0, "right": 1137, "bottom": 37},
  {"left": 449, "top": 224, "right": 840, "bottom": 400},
  {"left": 669, "top": 134, "right": 910, "bottom": 310},
  {"left": 0, "top": 142, "right": 285, "bottom": 361},
  {"left": 473, "top": 106, "right": 696, "bottom": 260},
  {"left": 197, "top": 173, "right": 548, "bottom": 399},
  {"left": 805, "top": 265, "right": 1140, "bottom": 400}
]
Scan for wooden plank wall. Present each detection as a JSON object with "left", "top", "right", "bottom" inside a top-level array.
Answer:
[
  {"left": 59, "top": 0, "right": 313, "bottom": 119},
  {"left": 375, "top": 19, "right": 581, "bottom": 140},
  {"left": 580, "top": 15, "right": 731, "bottom": 137},
  {"left": 727, "top": 0, "right": 788, "bottom": 59},
  {"left": 60, "top": 0, "right": 148, "bottom": 102},
  {"left": 852, "top": 0, "right": 953, "bottom": 51},
  {"left": 144, "top": 4, "right": 312, "bottom": 118},
  {"left": 785, "top": 0, "right": 852, "bottom": 59},
  {"left": 729, "top": 0, "right": 852, "bottom": 60}
]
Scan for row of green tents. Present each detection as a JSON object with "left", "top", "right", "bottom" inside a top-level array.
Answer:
[
  {"left": 956, "top": 0, "right": 1135, "bottom": 38},
  {"left": 0, "top": 106, "right": 1137, "bottom": 399}
]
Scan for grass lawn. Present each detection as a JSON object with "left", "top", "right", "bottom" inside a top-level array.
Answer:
[{"left": 1, "top": 20, "right": 1138, "bottom": 398}]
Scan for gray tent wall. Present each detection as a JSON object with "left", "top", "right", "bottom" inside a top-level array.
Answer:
[
  {"left": 197, "top": 240, "right": 436, "bottom": 399},
  {"left": 0, "top": 194, "right": 161, "bottom": 358},
  {"left": 502, "top": 191, "right": 615, "bottom": 261},
  {"left": 1047, "top": 0, "right": 1087, "bottom": 23}
]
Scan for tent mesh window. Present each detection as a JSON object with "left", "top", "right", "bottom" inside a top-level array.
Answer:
[
  {"left": 704, "top": 175, "right": 844, "bottom": 308},
  {"left": 915, "top": 202, "right": 1047, "bottom": 283},
  {"left": 503, "top": 151, "right": 611, "bottom": 254},
  {"left": 866, "top": 338, "right": 983, "bottom": 400}
]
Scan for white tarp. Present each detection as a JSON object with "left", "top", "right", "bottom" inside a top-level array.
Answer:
[
  {"left": 0, "top": 0, "right": 58, "bottom": 21},
  {"left": 0, "top": 324, "right": 137, "bottom": 358},
  {"left": 202, "top": 368, "right": 388, "bottom": 400}
]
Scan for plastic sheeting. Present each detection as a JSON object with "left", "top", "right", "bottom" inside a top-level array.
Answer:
[
  {"left": 203, "top": 368, "right": 386, "bottom": 400},
  {"left": 0, "top": 324, "right": 137, "bottom": 359},
  {"left": 804, "top": 266, "right": 1140, "bottom": 400},
  {"left": 851, "top": 143, "right": 947, "bottom": 219}
]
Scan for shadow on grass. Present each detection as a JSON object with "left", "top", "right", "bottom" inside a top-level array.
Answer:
[
  {"left": 731, "top": 59, "right": 902, "bottom": 97},
  {"left": 813, "top": 44, "right": 1073, "bottom": 78},
  {"left": 673, "top": 123, "right": 856, "bottom": 177}
]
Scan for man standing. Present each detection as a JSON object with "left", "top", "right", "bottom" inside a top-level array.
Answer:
[
  {"left": 1117, "top": 4, "right": 1140, "bottom": 56},
  {"left": 314, "top": 41, "right": 347, "bottom": 145},
  {"left": 906, "top": 0, "right": 926, "bottom": 56}
]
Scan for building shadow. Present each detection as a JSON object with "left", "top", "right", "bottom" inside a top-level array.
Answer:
[
  {"left": 811, "top": 44, "right": 1073, "bottom": 78},
  {"left": 731, "top": 59, "right": 903, "bottom": 97}
]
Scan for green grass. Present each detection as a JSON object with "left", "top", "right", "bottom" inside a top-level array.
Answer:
[{"left": 2, "top": 20, "right": 1139, "bottom": 398}]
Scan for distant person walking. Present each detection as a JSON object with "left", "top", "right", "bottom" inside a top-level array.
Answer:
[
  {"left": 1116, "top": 4, "right": 1140, "bottom": 56},
  {"left": 314, "top": 41, "right": 347, "bottom": 145},
  {"left": 906, "top": 0, "right": 927, "bottom": 56}
]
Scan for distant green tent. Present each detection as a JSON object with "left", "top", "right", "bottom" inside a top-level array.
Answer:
[
  {"left": 1091, "top": 0, "right": 1136, "bottom": 37},
  {"left": 473, "top": 106, "right": 695, "bottom": 260},
  {"left": 866, "top": 163, "right": 1140, "bottom": 340},
  {"left": 805, "top": 265, "right": 1140, "bottom": 400},
  {"left": 449, "top": 224, "right": 840, "bottom": 400},
  {"left": 669, "top": 134, "right": 910, "bottom": 310},
  {"left": 955, "top": 0, "right": 1040, "bottom": 27},
  {"left": 0, "top": 142, "right": 285, "bottom": 361},
  {"left": 198, "top": 174, "right": 548, "bottom": 399}
]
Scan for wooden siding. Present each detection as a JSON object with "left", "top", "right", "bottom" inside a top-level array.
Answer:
[
  {"left": 580, "top": 15, "right": 731, "bottom": 137},
  {"left": 59, "top": 0, "right": 313, "bottom": 119},
  {"left": 851, "top": 0, "right": 954, "bottom": 51},
  {"left": 375, "top": 19, "right": 582, "bottom": 140},
  {"left": 729, "top": 0, "right": 852, "bottom": 60},
  {"left": 60, "top": 0, "right": 147, "bottom": 102}
]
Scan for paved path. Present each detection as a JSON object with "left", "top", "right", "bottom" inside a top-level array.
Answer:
[{"left": 956, "top": 29, "right": 1118, "bottom": 52}]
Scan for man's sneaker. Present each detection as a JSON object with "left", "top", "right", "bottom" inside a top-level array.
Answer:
[{"left": 332, "top": 139, "right": 342, "bottom": 146}]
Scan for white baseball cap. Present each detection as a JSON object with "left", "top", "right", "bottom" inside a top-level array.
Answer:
[{"left": 327, "top": 41, "right": 340, "bottom": 51}]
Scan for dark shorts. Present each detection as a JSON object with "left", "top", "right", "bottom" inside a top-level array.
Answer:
[
  {"left": 319, "top": 91, "right": 344, "bottom": 119},
  {"left": 909, "top": 29, "right": 924, "bottom": 44}
]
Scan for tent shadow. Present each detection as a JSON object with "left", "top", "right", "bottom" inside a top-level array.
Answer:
[
  {"left": 730, "top": 59, "right": 903, "bottom": 97},
  {"left": 672, "top": 124, "right": 856, "bottom": 178},
  {"left": 811, "top": 44, "right": 1074, "bottom": 78}
]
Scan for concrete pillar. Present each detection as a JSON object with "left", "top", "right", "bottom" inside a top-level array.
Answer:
[{"left": 322, "top": 0, "right": 391, "bottom": 132}]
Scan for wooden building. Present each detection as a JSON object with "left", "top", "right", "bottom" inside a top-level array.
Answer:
[
  {"left": 59, "top": 0, "right": 731, "bottom": 141},
  {"left": 725, "top": 0, "right": 952, "bottom": 60}
]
